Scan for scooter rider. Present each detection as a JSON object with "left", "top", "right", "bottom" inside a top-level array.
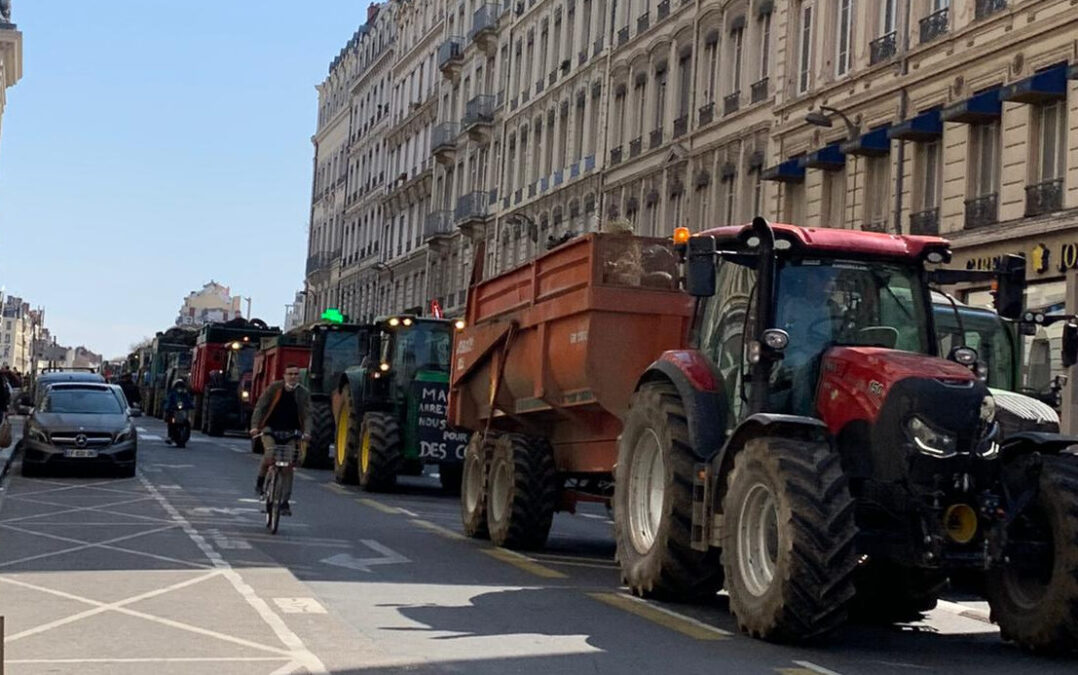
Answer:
[
  {"left": 163, "top": 379, "right": 194, "bottom": 445},
  {"left": 250, "top": 366, "right": 311, "bottom": 514}
]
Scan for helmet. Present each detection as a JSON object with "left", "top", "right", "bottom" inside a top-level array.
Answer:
[{"left": 171, "top": 378, "right": 187, "bottom": 389}]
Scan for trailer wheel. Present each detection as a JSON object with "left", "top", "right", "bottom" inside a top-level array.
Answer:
[
  {"left": 486, "top": 434, "right": 558, "bottom": 550},
  {"left": 987, "top": 453, "right": 1078, "bottom": 653},
  {"left": 721, "top": 436, "right": 858, "bottom": 642},
  {"left": 205, "top": 393, "right": 227, "bottom": 437},
  {"left": 333, "top": 387, "right": 359, "bottom": 484},
  {"left": 616, "top": 381, "right": 724, "bottom": 599},
  {"left": 359, "top": 412, "right": 402, "bottom": 492},
  {"left": 851, "top": 561, "right": 944, "bottom": 624},
  {"left": 303, "top": 400, "right": 333, "bottom": 469},
  {"left": 461, "top": 434, "right": 490, "bottom": 539}
]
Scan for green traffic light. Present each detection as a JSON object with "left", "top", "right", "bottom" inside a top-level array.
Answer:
[{"left": 321, "top": 308, "right": 345, "bottom": 324}]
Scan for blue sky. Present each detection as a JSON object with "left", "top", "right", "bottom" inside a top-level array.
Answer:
[{"left": 0, "top": 1, "right": 370, "bottom": 359}]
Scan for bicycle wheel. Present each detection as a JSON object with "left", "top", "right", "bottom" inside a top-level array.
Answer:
[{"left": 264, "top": 471, "right": 276, "bottom": 530}]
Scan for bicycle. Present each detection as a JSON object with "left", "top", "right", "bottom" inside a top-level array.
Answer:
[{"left": 261, "top": 430, "right": 301, "bottom": 534}]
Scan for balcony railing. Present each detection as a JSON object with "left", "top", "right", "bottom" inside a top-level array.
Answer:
[
  {"left": 468, "top": 3, "right": 501, "bottom": 42},
  {"left": 431, "top": 122, "right": 459, "bottom": 151},
  {"left": 610, "top": 145, "right": 623, "bottom": 165},
  {"left": 870, "top": 31, "right": 897, "bottom": 64},
  {"left": 724, "top": 92, "right": 741, "bottom": 116},
  {"left": 463, "top": 95, "right": 496, "bottom": 128},
  {"left": 975, "top": 0, "right": 1007, "bottom": 20},
  {"left": 424, "top": 210, "right": 454, "bottom": 240},
  {"left": 637, "top": 12, "right": 650, "bottom": 33},
  {"left": 1025, "top": 178, "right": 1063, "bottom": 217},
  {"left": 919, "top": 7, "right": 949, "bottom": 44},
  {"left": 617, "top": 26, "right": 630, "bottom": 46},
  {"left": 454, "top": 191, "right": 490, "bottom": 223},
  {"left": 514, "top": 188, "right": 522, "bottom": 204},
  {"left": 672, "top": 115, "right": 688, "bottom": 138},
  {"left": 629, "top": 137, "right": 642, "bottom": 158},
  {"left": 909, "top": 208, "right": 940, "bottom": 235},
  {"left": 964, "top": 192, "right": 998, "bottom": 229},
  {"left": 437, "top": 37, "right": 464, "bottom": 70},
  {"left": 584, "top": 154, "right": 596, "bottom": 172},
  {"left": 657, "top": 0, "right": 670, "bottom": 20},
  {"left": 549, "top": 70, "right": 557, "bottom": 86},
  {"left": 698, "top": 102, "right": 715, "bottom": 125},
  {"left": 649, "top": 128, "right": 663, "bottom": 149},
  {"left": 570, "top": 162, "right": 580, "bottom": 178},
  {"left": 750, "top": 78, "right": 769, "bottom": 104}
]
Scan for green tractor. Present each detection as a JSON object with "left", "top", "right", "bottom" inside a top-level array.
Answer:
[{"left": 333, "top": 315, "right": 468, "bottom": 492}]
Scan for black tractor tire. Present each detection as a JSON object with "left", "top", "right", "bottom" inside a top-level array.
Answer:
[
  {"left": 615, "top": 381, "right": 724, "bottom": 600},
  {"left": 485, "top": 433, "right": 558, "bottom": 550},
  {"left": 192, "top": 394, "right": 204, "bottom": 432},
  {"left": 461, "top": 433, "right": 490, "bottom": 539},
  {"left": 205, "top": 394, "right": 227, "bottom": 437},
  {"left": 721, "top": 436, "right": 858, "bottom": 642},
  {"left": 333, "top": 387, "right": 359, "bottom": 485},
  {"left": 986, "top": 453, "right": 1078, "bottom": 653},
  {"left": 358, "top": 412, "right": 403, "bottom": 493},
  {"left": 851, "top": 561, "right": 945, "bottom": 624},
  {"left": 304, "top": 400, "right": 333, "bottom": 469},
  {"left": 440, "top": 462, "right": 463, "bottom": 495}
]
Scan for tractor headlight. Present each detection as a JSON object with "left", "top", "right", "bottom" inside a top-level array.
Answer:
[
  {"left": 907, "top": 416, "right": 958, "bottom": 458},
  {"left": 241, "top": 390, "right": 250, "bottom": 400},
  {"left": 980, "top": 395, "right": 996, "bottom": 424}
]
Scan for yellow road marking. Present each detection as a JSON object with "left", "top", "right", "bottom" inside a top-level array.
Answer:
[
  {"left": 410, "top": 518, "right": 466, "bottom": 540},
  {"left": 587, "top": 592, "right": 730, "bottom": 640},
  {"left": 322, "top": 483, "right": 348, "bottom": 493},
  {"left": 357, "top": 498, "right": 401, "bottom": 515},
  {"left": 483, "top": 547, "right": 568, "bottom": 579}
]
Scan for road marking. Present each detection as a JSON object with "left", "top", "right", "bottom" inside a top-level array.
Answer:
[
  {"left": 397, "top": 507, "right": 419, "bottom": 517},
  {"left": 0, "top": 521, "right": 209, "bottom": 569},
  {"left": 273, "top": 597, "right": 328, "bottom": 614},
  {"left": 294, "top": 472, "right": 315, "bottom": 481},
  {"left": 141, "top": 434, "right": 164, "bottom": 441},
  {"left": 410, "top": 518, "right": 466, "bottom": 540},
  {"left": 587, "top": 592, "right": 731, "bottom": 640},
  {"left": 786, "top": 661, "right": 844, "bottom": 675},
  {"left": 935, "top": 599, "right": 992, "bottom": 624},
  {"left": 138, "top": 475, "right": 328, "bottom": 673},
  {"left": 324, "top": 483, "right": 349, "bottom": 494},
  {"left": 321, "top": 539, "right": 411, "bottom": 572},
  {"left": 483, "top": 547, "right": 568, "bottom": 579},
  {"left": 6, "top": 657, "right": 289, "bottom": 664},
  {"left": 204, "top": 528, "right": 252, "bottom": 550},
  {"left": 357, "top": 497, "right": 401, "bottom": 515}
]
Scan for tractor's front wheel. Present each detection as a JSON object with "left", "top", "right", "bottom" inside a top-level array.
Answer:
[
  {"left": 333, "top": 387, "right": 359, "bottom": 485},
  {"left": 986, "top": 453, "right": 1078, "bottom": 652},
  {"left": 485, "top": 433, "right": 558, "bottom": 550},
  {"left": 205, "top": 393, "right": 227, "bottom": 437},
  {"left": 358, "top": 412, "right": 402, "bottom": 493},
  {"left": 721, "top": 436, "right": 858, "bottom": 642}
]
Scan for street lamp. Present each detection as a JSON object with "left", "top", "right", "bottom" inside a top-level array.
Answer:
[{"left": 805, "top": 105, "right": 860, "bottom": 140}]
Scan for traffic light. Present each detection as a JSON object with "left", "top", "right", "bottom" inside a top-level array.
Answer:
[{"left": 992, "top": 254, "right": 1026, "bottom": 321}]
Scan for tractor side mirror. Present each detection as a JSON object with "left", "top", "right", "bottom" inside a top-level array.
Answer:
[
  {"left": 1063, "top": 322, "right": 1078, "bottom": 368},
  {"left": 685, "top": 235, "right": 717, "bottom": 297}
]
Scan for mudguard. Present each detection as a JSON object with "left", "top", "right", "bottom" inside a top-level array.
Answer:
[
  {"left": 1001, "top": 431, "right": 1078, "bottom": 461},
  {"left": 637, "top": 355, "right": 727, "bottom": 461}
]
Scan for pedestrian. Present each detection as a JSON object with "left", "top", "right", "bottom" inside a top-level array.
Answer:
[
  {"left": 118, "top": 372, "right": 141, "bottom": 408},
  {"left": 249, "top": 366, "right": 311, "bottom": 514}
]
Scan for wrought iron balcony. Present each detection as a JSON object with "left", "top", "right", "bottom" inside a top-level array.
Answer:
[
  {"left": 1025, "top": 178, "right": 1063, "bottom": 217},
  {"left": 536, "top": 78, "right": 545, "bottom": 94},
  {"left": 437, "top": 37, "right": 465, "bottom": 72},
  {"left": 909, "top": 208, "right": 940, "bottom": 235},
  {"left": 750, "top": 78, "right": 769, "bottom": 104},
  {"left": 617, "top": 26, "right": 630, "bottom": 46},
  {"left": 964, "top": 192, "right": 998, "bottom": 229},
  {"left": 975, "top": 0, "right": 1007, "bottom": 20},
  {"left": 870, "top": 31, "right": 897, "bottom": 64},
  {"left": 724, "top": 91, "right": 741, "bottom": 116},
  {"left": 657, "top": 0, "right": 670, "bottom": 20},
  {"left": 649, "top": 128, "right": 663, "bottom": 149},
  {"left": 698, "top": 102, "right": 714, "bottom": 125},
  {"left": 672, "top": 115, "right": 688, "bottom": 139},
  {"left": 454, "top": 191, "right": 491, "bottom": 224},
  {"left": 919, "top": 7, "right": 949, "bottom": 44},
  {"left": 637, "top": 12, "right": 650, "bottom": 33},
  {"left": 431, "top": 122, "right": 459, "bottom": 152},
  {"left": 463, "top": 95, "right": 496, "bottom": 129},
  {"left": 468, "top": 4, "right": 501, "bottom": 43},
  {"left": 553, "top": 169, "right": 564, "bottom": 186},
  {"left": 549, "top": 70, "right": 557, "bottom": 86},
  {"left": 514, "top": 188, "right": 522, "bottom": 204},
  {"left": 579, "top": 49, "right": 588, "bottom": 66},
  {"left": 609, "top": 146, "right": 622, "bottom": 166},
  {"left": 424, "top": 210, "right": 454, "bottom": 240},
  {"left": 629, "top": 137, "right": 642, "bottom": 157}
]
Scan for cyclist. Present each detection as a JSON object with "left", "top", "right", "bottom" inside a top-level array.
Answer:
[
  {"left": 250, "top": 366, "right": 310, "bottom": 514},
  {"left": 163, "top": 379, "right": 194, "bottom": 445}
]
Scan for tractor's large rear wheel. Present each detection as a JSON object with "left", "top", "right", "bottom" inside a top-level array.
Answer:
[
  {"left": 333, "top": 387, "right": 359, "bottom": 485},
  {"left": 302, "top": 399, "right": 333, "bottom": 469},
  {"left": 721, "top": 436, "right": 858, "bottom": 642},
  {"left": 205, "top": 393, "right": 227, "bottom": 437},
  {"left": 986, "top": 453, "right": 1078, "bottom": 653},
  {"left": 485, "top": 433, "right": 558, "bottom": 550},
  {"left": 615, "top": 381, "right": 724, "bottom": 600},
  {"left": 461, "top": 433, "right": 490, "bottom": 539},
  {"left": 358, "top": 412, "right": 402, "bottom": 493}
]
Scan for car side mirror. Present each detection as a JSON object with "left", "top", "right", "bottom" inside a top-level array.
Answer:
[
  {"left": 685, "top": 235, "right": 717, "bottom": 297},
  {"left": 1063, "top": 322, "right": 1078, "bottom": 368}
]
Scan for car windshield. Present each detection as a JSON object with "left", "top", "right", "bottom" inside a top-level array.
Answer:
[
  {"left": 42, "top": 388, "right": 124, "bottom": 414},
  {"left": 934, "top": 303, "right": 1016, "bottom": 391}
]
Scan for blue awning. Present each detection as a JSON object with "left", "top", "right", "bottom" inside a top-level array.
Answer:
[
  {"left": 1002, "top": 63, "right": 1068, "bottom": 104},
  {"left": 840, "top": 126, "right": 890, "bottom": 157},
  {"left": 888, "top": 108, "right": 942, "bottom": 142},
  {"left": 799, "top": 143, "right": 846, "bottom": 170},
  {"left": 761, "top": 159, "right": 805, "bottom": 183},
  {"left": 942, "top": 88, "right": 1002, "bottom": 124}
]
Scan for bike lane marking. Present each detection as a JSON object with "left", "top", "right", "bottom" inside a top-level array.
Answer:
[
  {"left": 138, "top": 473, "right": 328, "bottom": 673},
  {"left": 587, "top": 592, "right": 731, "bottom": 640}
]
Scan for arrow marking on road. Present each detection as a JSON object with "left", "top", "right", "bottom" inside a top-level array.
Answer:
[{"left": 320, "top": 539, "right": 410, "bottom": 573}]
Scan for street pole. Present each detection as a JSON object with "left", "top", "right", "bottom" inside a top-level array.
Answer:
[{"left": 245, "top": 297, "right": 252, "bottom": 319}]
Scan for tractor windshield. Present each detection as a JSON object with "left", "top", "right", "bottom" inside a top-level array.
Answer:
[
  {"left": 933, "top": 303, "right": 1017, "bottom": 391},
  {"left": 227, "top": 347, "right": 256, "bottom": 381},
  {"left": 387, "top": 322, "right": 452, "bottom": 384},
  {"left": 322, "top": 331, "right": 363, "bottom": 383}
]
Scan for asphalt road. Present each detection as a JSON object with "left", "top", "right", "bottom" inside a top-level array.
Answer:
[{"left": 0, "top": 416, "right": 1075, "bottom": 674}]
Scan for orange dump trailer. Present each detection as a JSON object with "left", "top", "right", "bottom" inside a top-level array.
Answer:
[{"left": 449, "top": 233, "right": 691, "bottom": 548}]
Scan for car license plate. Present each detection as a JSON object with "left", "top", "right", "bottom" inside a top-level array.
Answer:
[{"left": 64, "top": 449, "right": 98, "bottom": 458}]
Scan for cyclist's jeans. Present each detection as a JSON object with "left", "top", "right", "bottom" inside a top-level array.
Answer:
[{"left": 259, "top": 435, "right": 298, "bottom": 502}]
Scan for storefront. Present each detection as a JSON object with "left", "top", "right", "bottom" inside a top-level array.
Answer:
[{"left": 948, "top": 229, "right": 1075, "bottom": 400}]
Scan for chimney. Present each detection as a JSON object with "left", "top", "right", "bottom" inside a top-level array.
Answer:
[{"left": 368, "top": 3, "right": 380, "bottom": 23}]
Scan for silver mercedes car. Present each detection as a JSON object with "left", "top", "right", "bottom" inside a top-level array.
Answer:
[{"left": 21, "top": 382, "right": 138, "bottom": 477}]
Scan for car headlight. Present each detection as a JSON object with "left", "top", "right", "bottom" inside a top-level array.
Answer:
[
  {"left": 907, "top": 416, "right": 958, "bottom": 458},
  {"left": 979, "top": 395, "right": 996, "bottom": 424},
  {"left": 115, "top": 426, "right": 136, "bottom": 443},
  {"left": 28, "top": 425, "right": 49, "bottom": 444}
]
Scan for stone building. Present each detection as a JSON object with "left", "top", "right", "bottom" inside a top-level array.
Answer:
[
  {"left": 0, "top": 2, "right": 22, "bottom": 158},
  {"left": 176, "top": 281, "right": 244, "bottom": 327}
]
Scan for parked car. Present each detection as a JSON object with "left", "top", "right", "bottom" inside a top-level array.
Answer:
[
  {"left": 21, "top": 382, "right": 138, "bottom": 477},
  {"left": 24, "top": 371, "right": 106, "bottom": 411}
]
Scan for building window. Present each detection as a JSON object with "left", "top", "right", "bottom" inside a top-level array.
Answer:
[
  {"left": 969, "top": 121, "right": 1000, "bottom": 199},
  {"left": 1033, "top": 100, "right": 1066, "bottom": 183},
  {"left": 722, "top": 175, "right": 737, "bottom": 226},
  {"left": 798, "top": 3, "right": 814, "bottom": 94},
  {"left": 752, "top": 170, "right": 764, "bottom": 216},
  {"left": 784, "top": 182, "right": 805, "bottom": 224},
  {"left": 759, "top": 11, "right": 771, "bottom": 79},
  {"left": 865, "top": 155, "right": 890, "bottom": 229},
  {"left": 822, "top": 169, "right": 846, "bottom": 227},
  {"left": 835, "top": 0, "right": 853, "bottom": 77},
  {"left": 704, "top": 37, "right": 719, "bottom": 103},
  {"left": 916, "top": 140, "right": 941, "bottom": 211},
  {"left": 730, "top": 26, "right": 744, "bottom": 93},
  {"left": 655, "top": 66, "right": 668, "bottom": 129}
]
